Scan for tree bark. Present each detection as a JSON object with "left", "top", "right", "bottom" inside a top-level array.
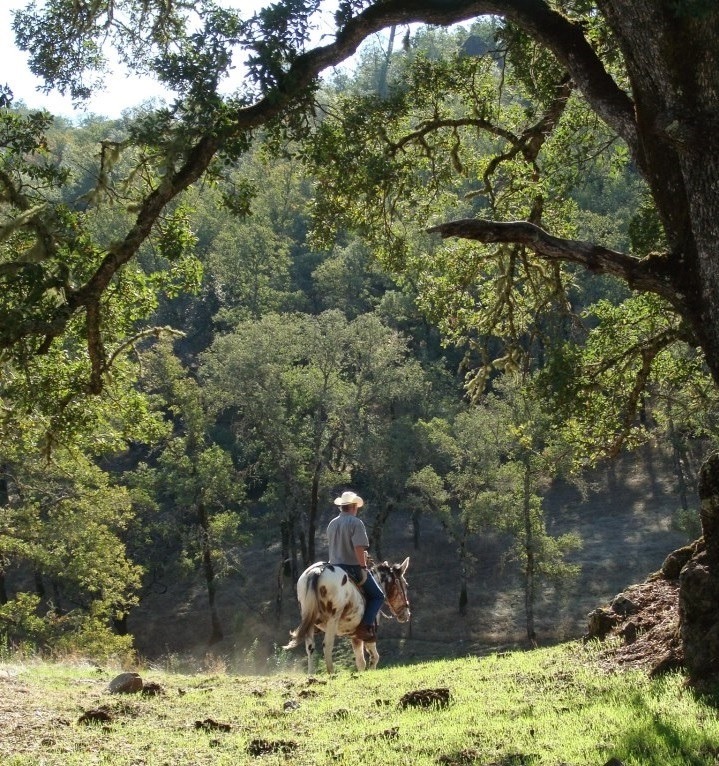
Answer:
[
  {"left": 679, "top": 453, "right": 719, "bottom": 678},
  {"left": 595, "top": 1, "right": 719, "bottom": 679},
  {"left": 198, "top": 503, "right": 223, "bottom": 646},
  {"left": 523, "top": 463, "right": 537, "bottom": 645}
]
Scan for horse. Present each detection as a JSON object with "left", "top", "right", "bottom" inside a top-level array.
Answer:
[{"left": 284, "top": 558, "right": 410, "bottom": 673}]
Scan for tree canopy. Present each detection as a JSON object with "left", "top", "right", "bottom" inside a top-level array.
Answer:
[{"left": 2, "top": 2, "right": 716, "bottom": 379}]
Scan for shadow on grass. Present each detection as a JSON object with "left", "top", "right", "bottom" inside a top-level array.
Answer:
[
  {"left": 612, "top": 687, "right": 719, "bottom": 765},
  {"left": 687, "top": 679, "right": 719, "bottom": 710}
]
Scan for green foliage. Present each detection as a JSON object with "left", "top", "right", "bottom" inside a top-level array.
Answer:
[
  {"left": 155, "top": 205, "right": 198, "bottom": 263},
  {"left": 311, "top": 239, "right": 394, "bottom": 318},
  {"left": 128, "top": 339, "right": 247, "bottom": 586},
  {"left": 673, "top": 505, "right": 702, "bottom": 541},
  {"left": 335, "top": 0, "right": 374, "bottom": 27},
  {"left": 301, "top": 27, "right": 644, "bottom": 407},
  {"left": 201, "top": 308, "right": 433, "bottom": 558},
  {"left": 246, "top": 0, "right": 322, "bottom": 91},
  {"left": 629, "top": 193, "right": 668, "bottom": 257},
  {"left": 538, "top": 293, "right": 717, "bottom": 465},
  {"left": 207, "top": 209, "right": 295, "bottom": 324},
  {"left": 13, "top": 1, "right": 105, "bottom": 101},
  {"left": 0, "top": 593, "right": 49, "bottom": 650},
  {"left": 151, "top": 5, "right": 247, "bottom": 99},
  {"left": 0, "top": 594, "right": 134, "bottom": 661},
  {"left": 410, "top": 376, "right": 580, "bottom": 629},
  {"left": 0, "top": 105, "right": 205, "bottom": 444},
  {"left": 12, "top": 1, "right": 249, "bottom": 104},
  {"left": 51, "top": 613, "right": 135, "bottom": 661},
  {"left": 498, "top": 21, "right": 566, "bottom": 105},
  {"left": 0, "top": 452, "right": 142, "bottom": 656},
  {"left": 2, "top": 2, "right": 716, "bottom": 663}
]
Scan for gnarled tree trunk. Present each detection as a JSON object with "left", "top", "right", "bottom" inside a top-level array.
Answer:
[
  {"left": 679, "top": 453, "right": 719, "bottom": 677},
  {"left": 598, "top": 1, "right": 719, "bottom": 681},
  {"left": 429, "top": 0, "right": 719, "bottom": 677}
]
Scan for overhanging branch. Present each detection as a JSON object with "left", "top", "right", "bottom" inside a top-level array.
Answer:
[
  {"left": 6, "top": 0, "right": 639, "bottom": 374},
  {"left": 18, "top": 1, "right": 637, "bottom": 321},
  {"left": 229, "top": 0, "right": 637, "bottom": 152},
  {"left": 427, "top": 217, "right": 682, "bottom": 309}
]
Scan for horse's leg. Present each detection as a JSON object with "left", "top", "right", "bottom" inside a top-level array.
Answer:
[
  {"left": 323, "top": 623, "right": 337, "bottom": 674},
  {"left": 366, "top": 641, "right": 379, "bottom": 669},
  {"left": 305, "top": 627, "right": 316, "bottom": 675},
  {"left": 350, "top": 638, "right": 368, "bottom": 671}
]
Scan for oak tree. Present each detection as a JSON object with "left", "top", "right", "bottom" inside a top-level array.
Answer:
[{"left": 6, "top": 0, "right": 719, "bottom": 676}]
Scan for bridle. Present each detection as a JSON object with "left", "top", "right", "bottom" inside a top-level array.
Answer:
[{"left": 373, "top": 562, "right": 410, "bottom": 621}]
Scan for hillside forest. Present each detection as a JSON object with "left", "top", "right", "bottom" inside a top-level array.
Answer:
[{"left": 2, "top": 2, "right": 719, "bottom": 677}]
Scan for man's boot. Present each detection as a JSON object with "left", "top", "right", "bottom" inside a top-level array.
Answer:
[{"left": 354, "top": 623, "right": 376, "bottom": 642}]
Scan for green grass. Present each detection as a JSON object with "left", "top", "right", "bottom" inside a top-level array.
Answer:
[{"left": 2, "top": 641, "right": 719, "bottom": 765}]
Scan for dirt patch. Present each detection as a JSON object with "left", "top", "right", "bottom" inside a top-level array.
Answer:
[
  {"left": 591, "top": 575, "right": 683, "bottom": 674},
  {"left": 0, "top": 666, "right": 90, "bottom": 762}
]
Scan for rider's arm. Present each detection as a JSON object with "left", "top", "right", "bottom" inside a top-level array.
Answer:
[{"left": 354, "top": 545, "right": 368, "bottom": 568}]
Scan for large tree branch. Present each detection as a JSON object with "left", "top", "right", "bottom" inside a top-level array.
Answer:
[
  {"left": 312, "top": 1, "right": 638, "bottom": 154},
  {"left": 17, "top": 0, "right": 637, "bottom": 153},
  {"left": 6, "top": 0, "right": 638, "bottom": 375},
  {"left": 386, "top": 75, "right": 571, "bottom": 172},
  {"left": 391, "top": 117, "right": 520, "bottom": 154},
  {"left": 427, "top": 218, "right": 683, "bottom": 311},
  {"left": 23, "top": 0, "right": 638, "bottom": 314}
]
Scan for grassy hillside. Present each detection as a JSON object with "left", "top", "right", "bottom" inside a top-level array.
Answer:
[{"left": 2, "top": 641, "right": 718, "bottom": 765}]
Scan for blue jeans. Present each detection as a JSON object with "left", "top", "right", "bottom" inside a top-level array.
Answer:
[{"left": 340, "top": 565, "right": 385, "bottom": 626}]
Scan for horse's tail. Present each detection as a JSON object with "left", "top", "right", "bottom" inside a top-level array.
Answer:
[{"left": 284, "top": 568, "right": 322, "bottom": 649}]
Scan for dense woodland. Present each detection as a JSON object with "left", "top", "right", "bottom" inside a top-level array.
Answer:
[{"left": 1, "top": 1, "right": 719, "bottom": 676}]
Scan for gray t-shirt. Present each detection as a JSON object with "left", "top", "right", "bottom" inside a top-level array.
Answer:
[{"left": 327, "top": 511, "right": 370, "bottom": 565}]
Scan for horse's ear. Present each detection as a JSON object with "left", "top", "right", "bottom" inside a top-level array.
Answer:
[{"left": 400, "top": 557, "right": 410, "bottom": 574}]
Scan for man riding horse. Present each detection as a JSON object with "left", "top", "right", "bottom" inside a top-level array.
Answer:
[
  {"left": 326, "top": 490, "right": 384, "bottom": 643},
  {"left": 285, "top": 489, "right": 410, "bottom": 673}
]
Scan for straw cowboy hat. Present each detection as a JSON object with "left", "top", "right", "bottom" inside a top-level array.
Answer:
[{"left": 334, "top": 490, "right": 364, "bottom": 508}]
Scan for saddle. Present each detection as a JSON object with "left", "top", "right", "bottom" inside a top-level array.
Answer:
[{"left": 329, "top": 562, "right": 369, "bottom": 588}]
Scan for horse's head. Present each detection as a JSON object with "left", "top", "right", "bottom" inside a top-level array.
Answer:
[{"left": 376, "top": 557, "right": 411, "bottom": 623}]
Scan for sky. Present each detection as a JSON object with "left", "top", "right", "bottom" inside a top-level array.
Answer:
[
  {"left": 2, "top": 1, "right": 174, "bottom": 118},
  {"left": 0, "top": 0, "right": 344, "bottom": 120}
]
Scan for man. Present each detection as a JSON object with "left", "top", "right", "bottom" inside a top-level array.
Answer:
[{"left": 326, "top": 490, "right": 385, "bottom": 643}]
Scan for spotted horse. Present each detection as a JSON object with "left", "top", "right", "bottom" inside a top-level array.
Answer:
[{"left": 284, "top": 558, "right": 410, "bottom": 673}]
